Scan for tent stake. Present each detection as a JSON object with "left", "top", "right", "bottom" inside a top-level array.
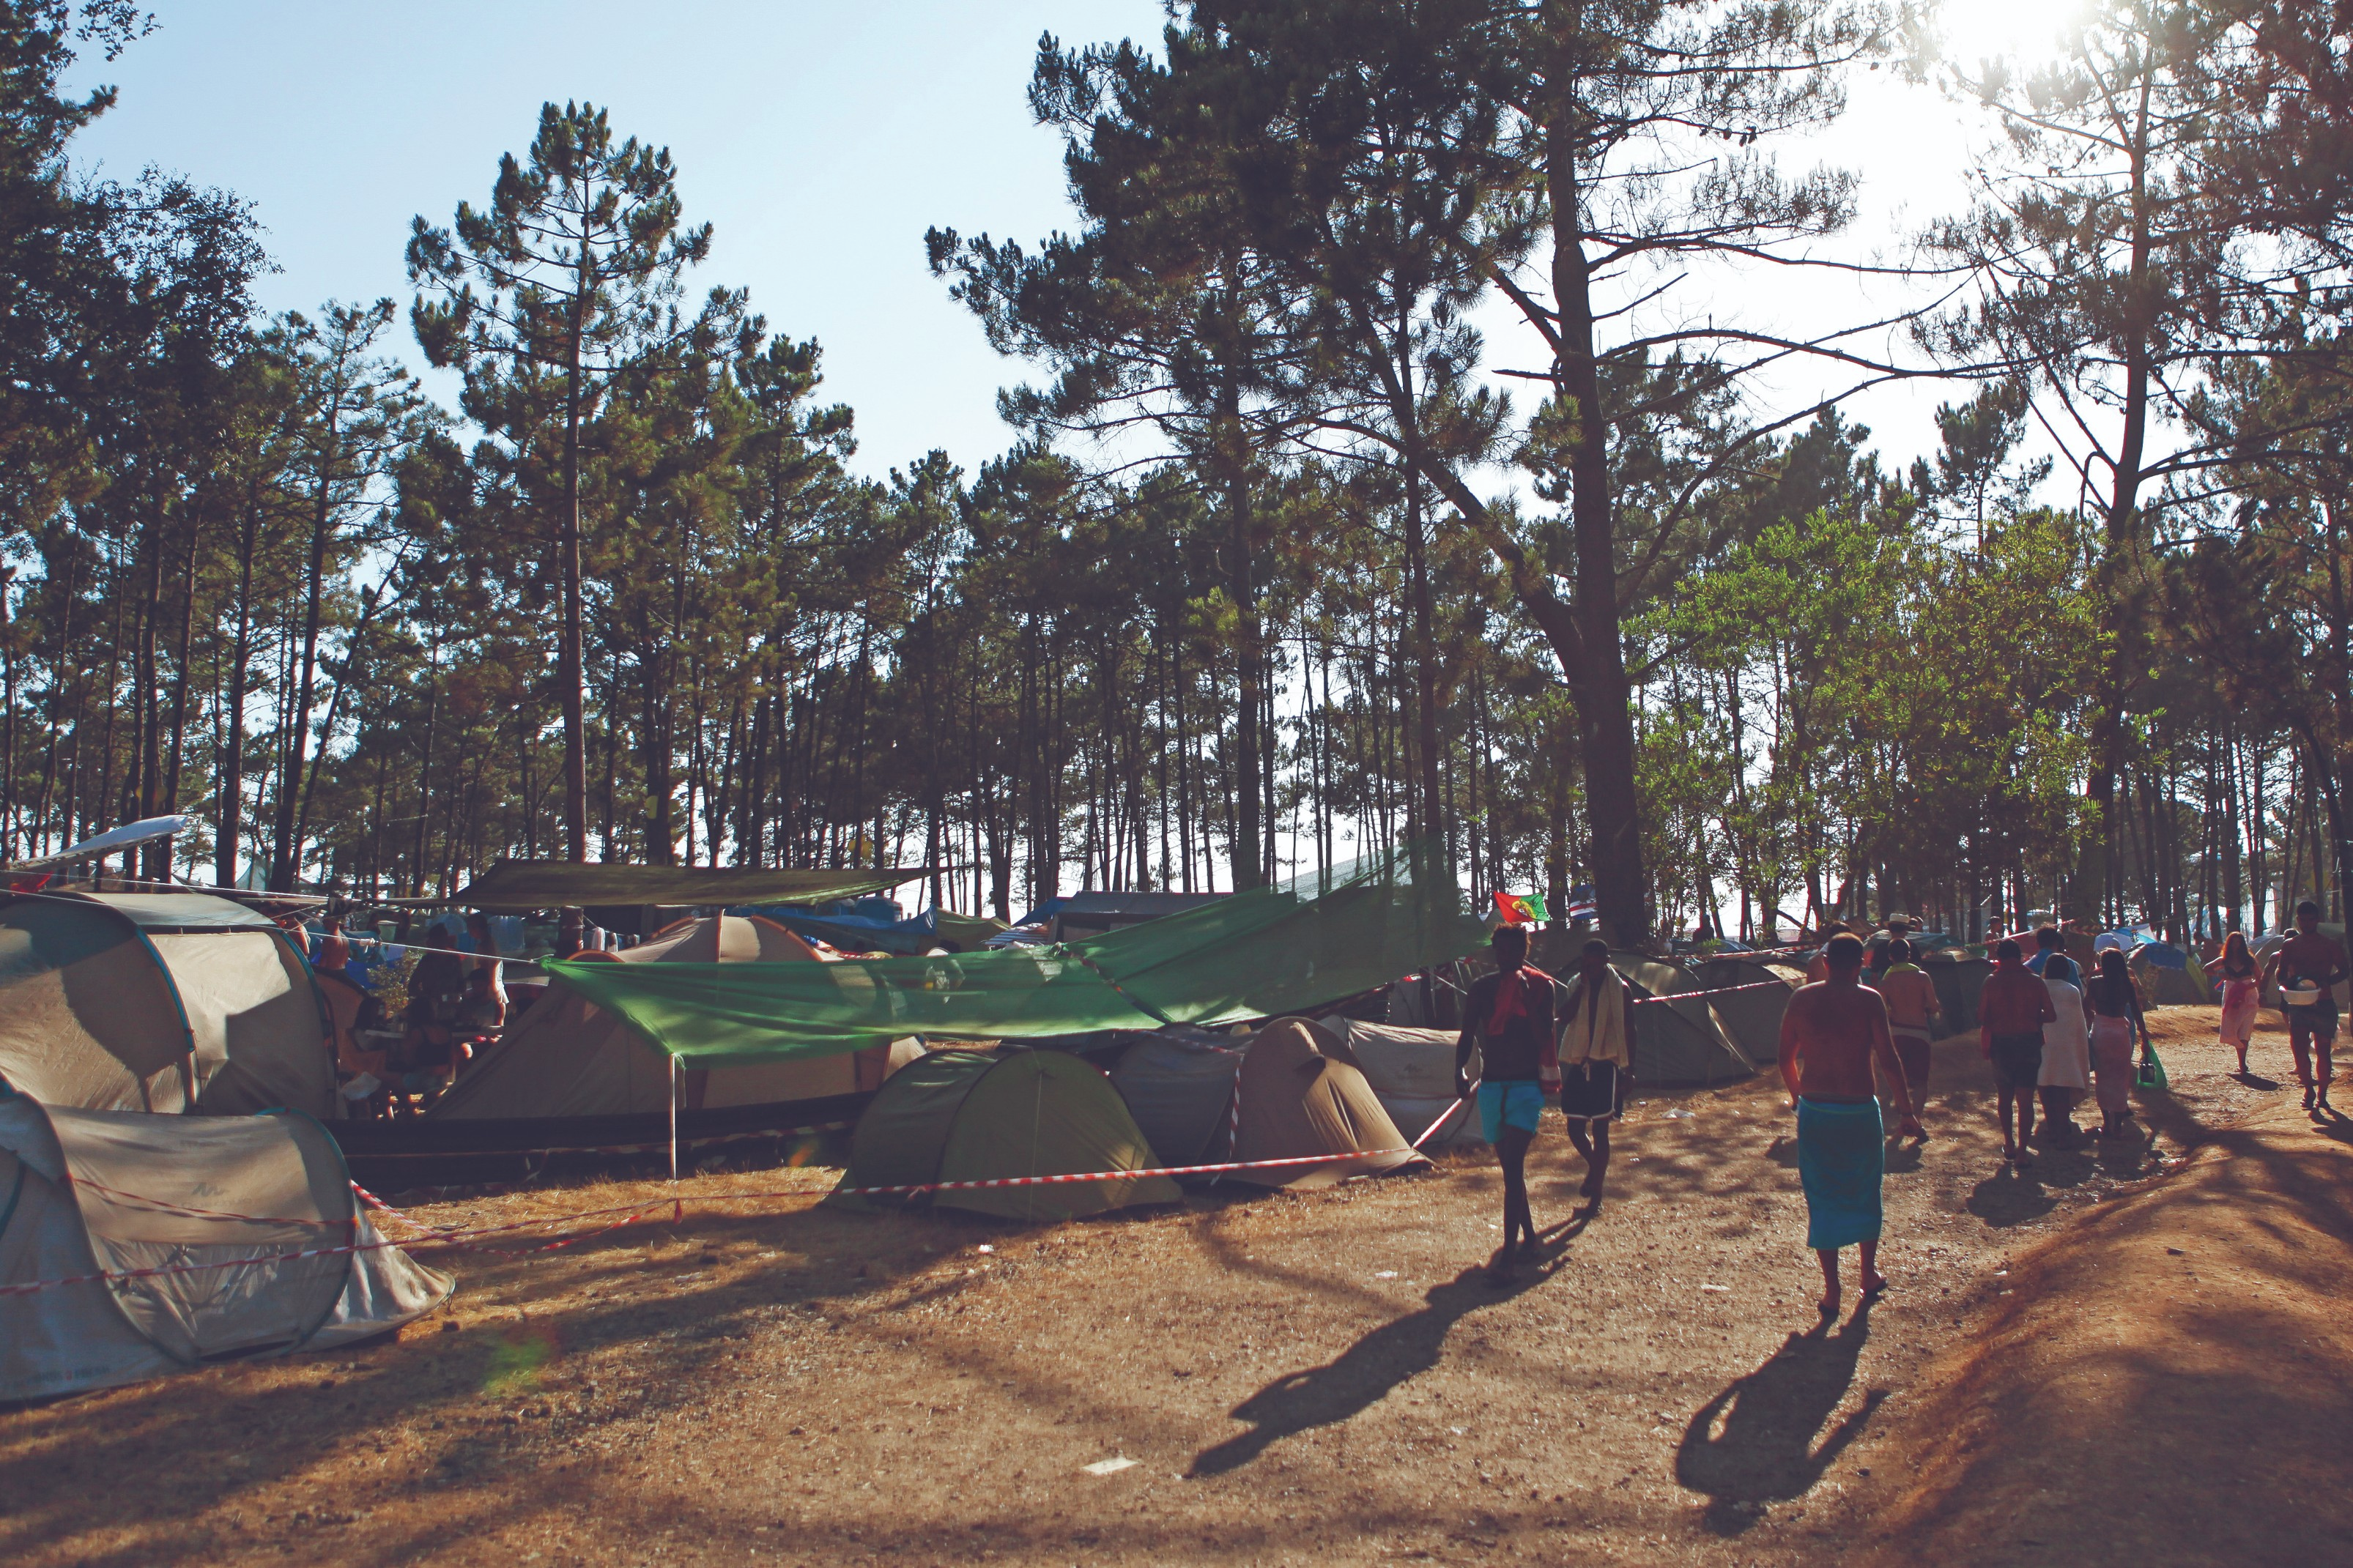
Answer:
[{"left": 670, "top": 1054, "right": 680, "bottom": 1184}]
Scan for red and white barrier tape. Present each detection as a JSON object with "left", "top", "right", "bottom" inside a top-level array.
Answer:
[{"left": 4, "top": 1101, "right": 1477, "bottom": 1297}]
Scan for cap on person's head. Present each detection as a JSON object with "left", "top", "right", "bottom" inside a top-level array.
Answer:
[
  {"left": 1887, "top": 937, "right": 1912, "bottom": 965},
  {"left": 2298, "top": 899, "right": 2323, "bottom": 922},
  {"left": 1996, "top": 937, "right": 2022, "bottom": 962},
  {"left": 1582, "top": 937, "right": 1610, "bottom": 961},
  {"left": 2036, "top": 925, "right": 2064, "bottom": 951},
  {"left": 1825, "top": 933, "right": 1865, "bottom": 971}
]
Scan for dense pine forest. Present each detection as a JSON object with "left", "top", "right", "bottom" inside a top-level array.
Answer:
[{"left": 4, "top": 1, "right": 2349, "bottom": 945}]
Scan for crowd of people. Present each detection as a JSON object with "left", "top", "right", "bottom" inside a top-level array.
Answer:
[{"left": 1455, "top": 903, "right": 2352, "bottom": 1311}]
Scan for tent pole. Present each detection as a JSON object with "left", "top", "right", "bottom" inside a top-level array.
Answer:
[{"left": 670, "top": 1054, "right": 680, "bottom": 1184}]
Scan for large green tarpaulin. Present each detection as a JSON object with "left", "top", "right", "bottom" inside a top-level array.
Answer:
[{"left": 547, "top": 847, "right": 1484, "bottom": 1066}]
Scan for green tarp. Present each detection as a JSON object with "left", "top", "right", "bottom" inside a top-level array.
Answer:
[
  {"left": 548, "top": 848, "right": 1484, "bottom": 1066},
  {"left": 429, "top": 860, "right": 927, "bottom": 913}
]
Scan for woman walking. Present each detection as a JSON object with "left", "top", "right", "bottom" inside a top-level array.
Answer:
[
  {"left": 2038, "top": 949, "right": 2092, "bottom": 1149},
  {"left": 2215, "top": 931, "right": 2261, "bottom": 1075},
  {"left": 2086, "top": 948, "right": 2151, "bottom": 1140}
]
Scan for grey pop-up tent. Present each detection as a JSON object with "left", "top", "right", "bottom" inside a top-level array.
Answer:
[
  {"left": 0, "top": 891, "right": 335, "bottom": 1118},
  {"left": 0, "top": 1091, "right": 451, "bottom": 1402},
  {"left": 1107, "top": 1028, "right": 1248, "bottom": 1168}
]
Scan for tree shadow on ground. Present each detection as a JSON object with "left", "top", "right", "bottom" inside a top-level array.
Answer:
[
  {"left": 1675, "top": 1303, "right": 1886, "bottom": 1537},
  {"left": 1187, "top": 1258, "right": 1553, "bottom": 1478}
]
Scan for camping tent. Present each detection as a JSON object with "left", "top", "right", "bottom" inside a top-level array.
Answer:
[
  {"left": 0, "top": 891, "right": 336, "bottom": 1118},
  {"left": 1107, "top": 1028, "right": 1248, "bottom": 1167},
  {"left": 828, "top": 1049, "right": 1181, "bottom": 1221},
  {"left": 1607, "top": 954, "right": 1757, "bottom": 1085},
  {"left": 1686, "top": 956, "right": 1807, "bottom": 1066},
  {"left": 431, "top": 915, "right": 905, "bottom": 1121},
  {"left": 0, "top": 1091, "right": 451, "bottom": 1402},
  {"left": 1331, "top": 1019, "right": 1480, "bottom": 1147},
  {"left": 2130, "top": 943, "right": 2214, "bottom": 1006},
  {"left": 1227, "top": 1018, "right": 1426, "bottom": 1187},
  {"left": 1923, "top": 953, "right": 1994, "bottom": 1034}
]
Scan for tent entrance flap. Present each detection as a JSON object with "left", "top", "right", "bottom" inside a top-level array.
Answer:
[{"left": 549, "top": 844, "right": 1486, "bottom": 1066}]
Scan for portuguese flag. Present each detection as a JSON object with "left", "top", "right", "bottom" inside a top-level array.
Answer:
[{"left": 1493, "top": 890, "right": 1549, "bottom": 926}]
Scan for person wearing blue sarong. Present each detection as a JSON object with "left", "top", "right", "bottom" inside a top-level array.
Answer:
[{"left": 1779, "top": 932, "right": 1922, "bottom": 1318}]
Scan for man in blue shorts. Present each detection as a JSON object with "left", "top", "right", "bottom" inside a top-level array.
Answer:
[{"left": 1456, "top": 923, "right": 1560, "bottom": 1281}]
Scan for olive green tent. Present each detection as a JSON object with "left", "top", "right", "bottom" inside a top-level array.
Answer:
[
  {"left": 1686, "top": 956, "right": 1807, "bottom": 1066},
  {"left": 828, "top": 1049, "right": 1181, "bottom": 1222},
  {"left": 1923, "top": 952, "right": 1993, "bottom": 1033},
  {"left": 1608, "top": 953, "right": 1757, "bottom": 1085},
  {"left": 2128, "top": 944, "right": 2215, "bottom": 1006}
]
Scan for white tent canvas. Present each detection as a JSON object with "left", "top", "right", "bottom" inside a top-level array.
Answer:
[
  {"left": 0, "top": 891, "right": 336, "bottom": 1119},
  {"left": 1333, "top": 1018, "right": 1481, "bottom": 1147},
  {"left": 0, "top": 1093, "right": 451, "bottom": 1402}
]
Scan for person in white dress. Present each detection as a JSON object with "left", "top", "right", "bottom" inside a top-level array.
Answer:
[{"left": 2037, "top": 952, "right": 2092, "bottom": 1148}]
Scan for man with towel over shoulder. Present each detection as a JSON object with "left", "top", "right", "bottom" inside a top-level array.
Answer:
[
  {"left": 1779, "top": 933, "right": 1923, "bottom": 1318},
  {"left": 1556, "top": 939, "right": 1637, "bottom": 1205}
]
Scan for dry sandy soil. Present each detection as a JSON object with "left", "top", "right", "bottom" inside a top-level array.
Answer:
[{"left": 3, "top": 1008, "right": 2346, "bottom": 1566}]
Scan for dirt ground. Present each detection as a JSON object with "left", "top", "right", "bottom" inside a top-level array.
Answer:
[{"left": 2, "top": 1007, "right": 2343, "bottom": 1566}]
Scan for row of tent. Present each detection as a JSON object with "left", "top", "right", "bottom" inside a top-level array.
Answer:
[{"left": 828, "top": 1017, "right": 1449, "bottom": 1223}]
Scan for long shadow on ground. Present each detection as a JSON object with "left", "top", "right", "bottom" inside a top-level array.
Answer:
[
  {"left": 1187, "top": 1220, "right": 1585, "bottom": 1478},
  {"left": 1675, "top": 1302, "right": 1886, "bottom": 1537}
]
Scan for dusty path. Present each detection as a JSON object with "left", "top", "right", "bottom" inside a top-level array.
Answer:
[{"left": 0, "top": 1008, "right": 2337, "bottom": 1565}]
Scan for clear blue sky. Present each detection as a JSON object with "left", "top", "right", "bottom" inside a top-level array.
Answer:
[
  {"left": 62, "top": 1, "right": 2069, "bottom": 494},
  {"left": 62, "top": 1, "right": 1168, "bottom": 483}
]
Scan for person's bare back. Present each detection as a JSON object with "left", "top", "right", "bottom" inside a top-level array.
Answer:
[{"left": 1780, "top": 981, "right": 1899, "bottom": 1101}]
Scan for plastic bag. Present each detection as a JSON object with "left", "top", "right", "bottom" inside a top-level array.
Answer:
[{"left": 2137, "top": 1046, "right": 2168, "bottom": 1090}]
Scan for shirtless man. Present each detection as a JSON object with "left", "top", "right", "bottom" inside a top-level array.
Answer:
[
  {"left": 1456, "top": 924, "right": 1560, "bottom": 1279},
  {"left": 1979, "top": 938, "right": 2058, "bottom": 1164},
  {"left": 2264, "top": 899, "right": 2352, "bottom": 1112},
  {"left": 1779, "top": 933, "right": 1922, "bottom": 1318}
]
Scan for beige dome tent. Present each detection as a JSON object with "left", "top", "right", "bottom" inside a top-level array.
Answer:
[
  {"left": 1331, "top": 1018, "right": 1480, "bottom": 1147},
  {"left": 0, "top": 891, "right": 336, "bottom": 1118},
  {"left": 1227, "top": 1018, "right": 1426, "bottom": 1187},
  {"left": 431, "top": 914, "right": 906, "bottom": 1120},
  {"left": 0, "top": 1091, "right": 450, "bottom": 1401}
]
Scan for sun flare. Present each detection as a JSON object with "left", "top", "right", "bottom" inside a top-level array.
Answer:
[{"left": 1934, "top": 0, "right": 2093, "bottom": 73}]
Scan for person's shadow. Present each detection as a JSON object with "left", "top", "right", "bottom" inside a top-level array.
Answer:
[
  {"left": 1675, "top": 1306, "right": 1886, "bottom": 1535},
  {"left": 1964, "top": 1162, "right": 2058, "bottom": 1227},
  {"left": 1188, "top": 1258, "right": 1552, "bottom": 1477}
]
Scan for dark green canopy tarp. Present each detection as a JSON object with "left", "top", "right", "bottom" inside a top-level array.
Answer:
[
  {"left": 547, "top": 847, "right": 1483, "bottom": 1066},
  {"left": 438, "top": 861, "right": 927, "bottom": 913}
]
